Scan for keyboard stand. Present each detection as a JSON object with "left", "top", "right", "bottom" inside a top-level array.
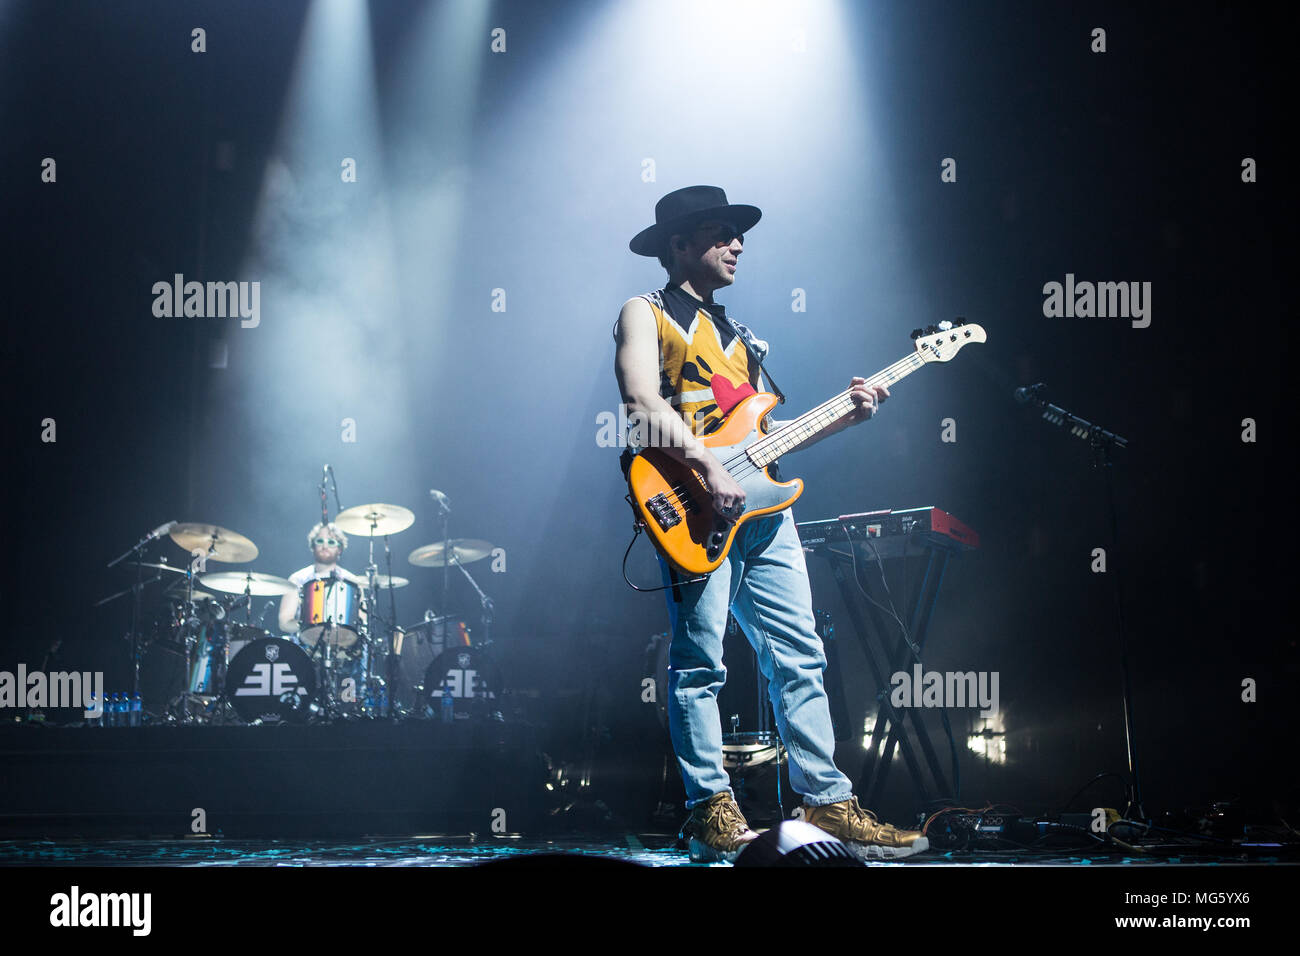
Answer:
[{"left": 813, "top": 533, "right": 960, "bottom": 808}]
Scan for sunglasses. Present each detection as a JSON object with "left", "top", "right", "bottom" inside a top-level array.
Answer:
[
  {"left": 312, "top": 537, "right": 341, "bottom": 547},
  {"left": 696, "top": 222, "right": 744, "bottom": 246}
]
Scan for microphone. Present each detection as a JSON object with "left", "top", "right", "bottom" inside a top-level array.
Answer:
[
  {"left": 429, "top": 489, "right": 451, "bottom": 513},
  {"left": 147, "top": 520, "right": 178, "bottom": 541},
  {"left": 1014, "top": 383, "right": 1045, "bottom": 404}
]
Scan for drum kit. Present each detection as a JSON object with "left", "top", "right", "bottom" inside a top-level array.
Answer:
[{"left": 98, "top": 484, "right": 504, "bottom": 726}]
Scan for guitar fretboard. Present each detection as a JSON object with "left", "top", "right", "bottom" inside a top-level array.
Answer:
[{"left": 744, "top": 352, "right": 927, "bottom": 468}]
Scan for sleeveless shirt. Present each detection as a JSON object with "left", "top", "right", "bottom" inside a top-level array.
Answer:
[{"left": 619, "top": 283, "right": 770, "bottom": 438}]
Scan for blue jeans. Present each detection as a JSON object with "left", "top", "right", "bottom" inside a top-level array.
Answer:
[{"left": 660, "top": 509, "right": 854, "bottom": 809}]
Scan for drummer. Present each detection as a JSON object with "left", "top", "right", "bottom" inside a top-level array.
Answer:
[{"left": 277, "top": 522, "right": 367, "bottom": 635}]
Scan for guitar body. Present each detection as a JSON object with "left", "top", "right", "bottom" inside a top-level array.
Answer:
[{"left": 627, "top": 392, "right": 803, "bottom": 576}]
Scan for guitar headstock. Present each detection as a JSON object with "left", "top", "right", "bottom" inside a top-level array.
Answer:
[{"left": 910, "top": 318, "right": 987, "bottom": 363}]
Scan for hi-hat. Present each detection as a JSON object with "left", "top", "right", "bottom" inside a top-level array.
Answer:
[
  {"left": 408, "top": 539, "right": 494, "bottom": 568},
  {"left": 334, "top": 503, "right": 415, "bottom": 537},
  {"left": 199, "top": 571, "right": 296, "bottom": 597},
  {"left": 169, "top": 523, "right": 259, "bottom": 563},
  {"left": 372, "top": 574, "right": 409, "bottom": 590},
  {"left": 136, "top": 560, "right": 187, "bottom": 575}
]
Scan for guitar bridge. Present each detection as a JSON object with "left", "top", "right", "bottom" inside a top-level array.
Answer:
[{"left": 646, "top": 492, "right": 698, "bottom": 531}]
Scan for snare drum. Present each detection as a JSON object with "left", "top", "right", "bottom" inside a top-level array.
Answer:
[{"left": 298, "top": 577, "right": 361, "bottom": 649}]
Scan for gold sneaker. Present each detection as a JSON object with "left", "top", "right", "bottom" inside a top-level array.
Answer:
[
  {"left": 803, "top": 796, "right": 929, "bottom": 860},
  {"left": 680, "top": 791, "right": 760, "bottom": 863}
]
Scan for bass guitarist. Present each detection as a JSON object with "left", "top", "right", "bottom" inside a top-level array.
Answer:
[{"left": 614, "top": 185, "right": 929, "bottom": 863}]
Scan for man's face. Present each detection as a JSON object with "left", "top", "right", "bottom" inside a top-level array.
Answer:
[
  {"left": 311, "top": 533, "right": 342, "bottom": 565},
  {"left": 678, "top": 220, "right": 744, "bottom": 286}
]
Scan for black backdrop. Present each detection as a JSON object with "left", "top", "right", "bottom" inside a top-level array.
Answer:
[{"left": 2, "top": 0, "right": 1294, "bottom": 824}]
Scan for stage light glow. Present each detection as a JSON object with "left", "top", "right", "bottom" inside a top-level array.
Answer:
[{"left": 967, "top": 713, "right": 1007, "bottom": 765}]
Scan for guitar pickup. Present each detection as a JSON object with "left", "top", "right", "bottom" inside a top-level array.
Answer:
[{"left": 646, "top": 493, "right": 683, "bottom": 531}]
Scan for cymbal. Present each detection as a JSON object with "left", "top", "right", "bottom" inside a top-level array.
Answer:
[
  {"left": 160, "top": 576, "right": 218, "bottom": 600},
  {"left": 136, "top": 560, "right": 186, "bottom": 575},
  {"left": 169, "top": 523, "right": 259, "bottom": 563},
  {"left": 408, "top": 539, "right": 494, "bottom": 568},
  {"left": 372, "top": 574, "right": 409, "bottom": 590},
  {"left": 199, "top": 571, "right": 296, "bottom": 597},
  {"left": 334, "top": 503, "right": 415, "bottom": 537}
]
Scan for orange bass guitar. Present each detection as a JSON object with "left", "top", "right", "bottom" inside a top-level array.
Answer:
[{"left": 626, "top": 321, "right": 986, "bottom": 575}]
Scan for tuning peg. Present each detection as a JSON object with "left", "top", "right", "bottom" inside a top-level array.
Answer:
[{"left": 910, "top": 328, "right": 924, "bottom": 340}]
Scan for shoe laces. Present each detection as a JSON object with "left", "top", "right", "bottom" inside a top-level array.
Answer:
[
  {"left": 705, "top": 796, "right": 748, "bottom": 837},
  {"left": 845, "top": 796, "right": 882, "bottom": 835}
]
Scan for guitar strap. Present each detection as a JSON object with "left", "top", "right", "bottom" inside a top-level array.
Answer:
[{"left": 720, "top": 312, "right": 786, "bottom": 406}]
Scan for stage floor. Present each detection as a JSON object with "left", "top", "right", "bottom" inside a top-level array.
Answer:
[{"left": 1, "top": 835, "right": 1292, "bottom": 868}]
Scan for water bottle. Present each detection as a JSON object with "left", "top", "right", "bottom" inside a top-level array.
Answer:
[
  {"left": 111, "top": 693, "right": 124, "bottom": 727},
  {"left": 87, "top": 693, "right": 100, "bottom": 726},
  {"left": 129, "top": 693, "right": 142, "bottom": 728},
  {"left": 441, "top": 678, "right": 455, "bottom": 724}
]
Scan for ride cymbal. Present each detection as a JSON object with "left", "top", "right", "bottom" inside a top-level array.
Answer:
[
  {"left": 408, "top": 539, "right": 494, "bottom": 567},
  {"left": 169, "top": 523, "right": 259, "bottom": 563},
  {"left": 334, "top": 503, "right": 415, "bottom": 537}
]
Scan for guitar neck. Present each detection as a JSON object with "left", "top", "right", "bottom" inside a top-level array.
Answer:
[{"left": 745, "top": 352, "right": 927, "bottom": 468}]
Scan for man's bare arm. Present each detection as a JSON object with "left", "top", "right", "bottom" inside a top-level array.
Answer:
[{"left": 614, "top": 296, "right": 746, "bottom": 516}]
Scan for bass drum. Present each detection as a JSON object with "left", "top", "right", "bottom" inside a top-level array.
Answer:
[
  {"left": 421, "top": 645, "right": 504, "bottom": 720},
  {"left": 389, "top": 617, "right": 471, "bottom": 711},
  {"left": 224, "top": 638, "right": 317, "bottom": 723}
]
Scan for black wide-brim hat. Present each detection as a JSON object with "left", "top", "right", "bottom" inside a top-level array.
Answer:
[{"left": 629, "top": 184, "right": 762, "bottom": 257}]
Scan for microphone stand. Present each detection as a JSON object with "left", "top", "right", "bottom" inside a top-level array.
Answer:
[
  {"left": 1016, "top": 385, "right": 1145, "bottom": 822},
  {"left": 449, "top": 554, "right": 495, "bottom": 648},
  {"left": 441, "top": 510, "right": 451, "bottom": 615},
  {"left": 105, "top": 523, "right": 177, "bottom": 699}
]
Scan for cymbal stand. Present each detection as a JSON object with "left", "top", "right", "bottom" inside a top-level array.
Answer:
[
  {"left": 361, "top": 519, "right": 397, "bottom": 717},
  {"left": 179, "top": 533, "right": 218, "bottom": 724}
]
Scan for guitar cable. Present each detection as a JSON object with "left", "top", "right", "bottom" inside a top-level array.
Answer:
[{"left": 621, "top": 499, "right": 710, "bottom": 593}]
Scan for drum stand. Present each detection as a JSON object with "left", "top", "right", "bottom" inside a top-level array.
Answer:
[{"left": 308, "top": 615, "right": 349, "bottom": 722}]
